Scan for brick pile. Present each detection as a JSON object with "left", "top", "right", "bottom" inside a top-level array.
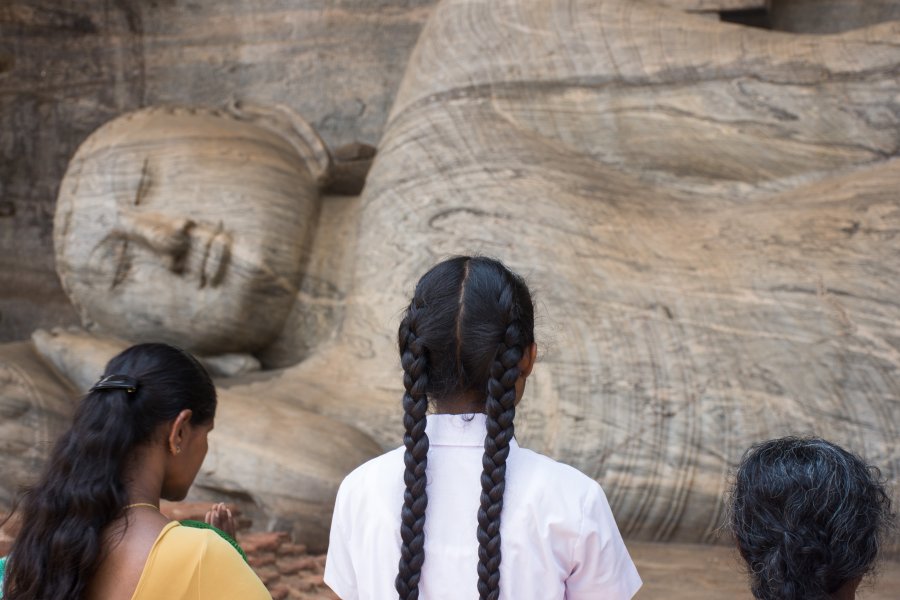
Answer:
[{"left": 242, "top": 531, "right": 336, "bottom": 600}]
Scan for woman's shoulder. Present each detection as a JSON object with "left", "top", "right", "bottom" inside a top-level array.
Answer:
[
  {"left": 146, "top": 522, "right": 212, "bottom": 563},
  {"left": 145, "top": 521, "right": 246, "bottom": 572},
  {"left": 134, "top": 522, "right": 269, "bottom": 599},
  {"left": 162, "top": 522, "right": 242, "bottom": 554}
]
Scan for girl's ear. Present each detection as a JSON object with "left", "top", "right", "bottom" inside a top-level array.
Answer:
[
  {"left": 519, "top": 343, "right": 538, "bottom": 378},
  {"left": 167, "top": 409, "right": 193, "bottom": 455}
]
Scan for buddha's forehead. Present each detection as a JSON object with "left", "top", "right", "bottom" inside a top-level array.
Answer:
[{"left": 67, "top": 144, "right": 307, "bottom": 239}]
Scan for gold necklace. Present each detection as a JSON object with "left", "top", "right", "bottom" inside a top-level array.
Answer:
[{"left": 123, "top": 502, "right": 159, "bottom": 510}]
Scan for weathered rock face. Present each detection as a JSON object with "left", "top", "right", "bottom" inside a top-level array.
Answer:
[
  {"left": 30, "top": 328, "right": 131, "bottom": 393},
  {"left": 769, "top": 0, "right": 900, "bottom": 33},
  {"left": 654, "top": 0, "right": 763, "bottom": 10},
  {"left": 0, "top": 0, "right": 435, "bottom": 342},
  {"left": 54, "top": 105, "right": 326, "bottom": 355},
  {"left": 380, "top": 0, "right": 900, "bottom": 545},
  {"left": 5, "top": 0, "right": 900, "bottom": 553},
  {"left": 0, "top": 342, "right": 78, "bottom": 510},
  {"left": 230, "top": 0, "right": 899, "bottom": 548}
]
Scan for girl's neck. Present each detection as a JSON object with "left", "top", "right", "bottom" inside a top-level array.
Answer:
[{"left": 433, "top": 392, "right": 484, "bottom": 415}]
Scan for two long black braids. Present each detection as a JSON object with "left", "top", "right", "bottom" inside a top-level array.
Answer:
[{"left": 394, "top": 256, "right": 535, "bottom": 600}]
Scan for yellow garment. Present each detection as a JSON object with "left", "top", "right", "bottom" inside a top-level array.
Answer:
[{"left": 131, "top": 522, "right": 271, "bottom": 600}]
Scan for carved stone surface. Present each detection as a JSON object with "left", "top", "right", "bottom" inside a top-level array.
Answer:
[
  {"left": 31, "top": 328, "right": 130, "bottom": 392},
  {"left": 54, "top": 105, "right": 326, "bottom": 355},
  {"left": 373, "top": 0, "right": 900, "bottom": 546},
  {"left": 770, "top": 0, "right": 900, "bottom": 33},
  {"left": 654, "top": 0, "right": 764, "bottom": 10},
  {"left": 3, "top": 0, "right": 900, "bottom": 556},
  {"left": 0, "top": 0, "right": 433, "bottom": 342},
  {"left": 214, "top": 0, "right": 899, "bottom": 549},
  {"left": 0, "top": 0, "right": 811, "bottom": 341},
  {"left": 0, "top": 341, "right": 77, "bottom": 509}
]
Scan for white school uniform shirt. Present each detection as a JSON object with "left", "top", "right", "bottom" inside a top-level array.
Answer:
[{"left": 325, "top": 413, "right": 642, "bottom": 599}]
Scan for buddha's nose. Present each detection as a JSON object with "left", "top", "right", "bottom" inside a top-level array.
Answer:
[
  {"left": 116, "top": 211, "right": 195, "bottom": 273},
  {"left": 200, "top": 227, "right": 231, "bottom": 288}
]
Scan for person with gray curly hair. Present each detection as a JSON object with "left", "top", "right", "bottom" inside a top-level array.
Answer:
[{"left": 729, "top": 437, "right": 894, "bottom": 600}]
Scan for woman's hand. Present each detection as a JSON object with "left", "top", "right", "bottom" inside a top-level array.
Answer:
[{"left": 205, "top": 502, "right": 236, "bottom": 538}]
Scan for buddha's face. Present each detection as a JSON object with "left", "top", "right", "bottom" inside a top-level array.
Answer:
[{"left": 55, "top": 107, "right": 321, "bottom": 354}]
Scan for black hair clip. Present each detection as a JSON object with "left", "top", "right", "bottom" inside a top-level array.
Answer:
[{"left": 90, "top": 374, "right": 139, "bottom": 394}]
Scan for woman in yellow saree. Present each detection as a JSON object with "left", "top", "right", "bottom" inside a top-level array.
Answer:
[{"left": 1, "top": 343, "right": 270, "bottom": 600}]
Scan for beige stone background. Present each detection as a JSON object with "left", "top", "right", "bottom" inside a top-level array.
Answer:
[{"left": 2, "top": 0, "right": 900, "bottom": 598}]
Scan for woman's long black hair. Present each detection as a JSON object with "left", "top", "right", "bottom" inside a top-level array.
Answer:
[
  {"left": 729, "top": 437, "right": 894, "bottom": 600},
  {"left": 3, "top": 342, "right": 216, "bottom": 600},
  {"left": 394, "top": 256, "right": 535, "bottom": 600}
]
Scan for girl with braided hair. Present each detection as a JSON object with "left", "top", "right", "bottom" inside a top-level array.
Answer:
[
  {"left": 325, "top": 256, "right": 641, "bottom": 599},
  {"left": 1, "top": 342, "right": 270, "bottom": 600}
]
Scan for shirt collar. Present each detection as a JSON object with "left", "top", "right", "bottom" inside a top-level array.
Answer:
[{"left": 425, "top": 413, "right": 519, "bottom": 449}]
